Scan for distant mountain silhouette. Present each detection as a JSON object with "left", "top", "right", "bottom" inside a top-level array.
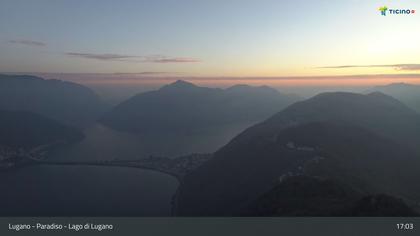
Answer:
[
  {"left": 369, "top": 83, "right": 420, "bottom": 113},
  {"left": 100, "top": 80, "right": 300, "bottom": 134},
  {"left": 0, "top": 110, "right": 83, "bottom": 149},
  {"left": 0, "top": 74, "right": 108, "bottom": 127},
  {"left": 231, "top": 91, "right": 420, "bottom": 152},
  {"left": 176, "top": 92, "right": 420, "bottom": 216}
]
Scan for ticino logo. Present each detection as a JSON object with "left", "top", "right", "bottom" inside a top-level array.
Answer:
[{"left": 379, "top": 6, "right": 416, "bottom": 16}]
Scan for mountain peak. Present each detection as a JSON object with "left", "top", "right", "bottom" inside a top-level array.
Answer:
[
  {"left": 161, "top": 80, "right": 198, "bottom": 91},
  {"left": 391, "top": 82, "right": 409, "bottom": 86},
  {"left": 226, "top": 84, "right": 280, "bottom": 95},
  {"left": 311, "top": 91, "right": 397, "bottom": 103},
  {"left": 227, "top": 84, "right": 252, "bottom": 90},
  {"left": 366, "top": 91, "right": 406, "bottom": 105},
  {"left": 386, "top": 82, "right": 413, "bottom": 87},
  {"left": 368, "top": 83, "right": 420, "bottom": 113},
  {"left": 171, "top": 80, "right": 197, "bottom": 87},
  {"left": 372, "top": 82, "right": 415, "bottom": 90}
]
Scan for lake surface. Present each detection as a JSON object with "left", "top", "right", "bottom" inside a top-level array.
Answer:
[
  {"left": 49, "top": 123, "right": 251, "bottom": 161},
  {"left": 0, "top": 124, "right": 179, "bottom": 216},
  {"left": 0, "top": 165, "right": 178, "bottom": 216},
  {"left": 0, "top": 123, "right": 248, "bottom": 216}
]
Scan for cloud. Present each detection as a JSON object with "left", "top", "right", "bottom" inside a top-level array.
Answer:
[
  {"left": 319, "top": 64, "right": 420, "bottom": 71},
  {"left": 394, "top": 64, "right": 420, "bottom": 71},
  {"left": 143, "top": 55, "right": 200, "bottom": 63},
  {"left": 8, "top": 39, "right": 46, "bottom": 47},
  {"left": 65, "top": 52, "right": 138, "bottom": 61},
  {"left": 65, "top": 52, "right": 200, "bottom": 63},
  {"left": 113, "top": 72, "right": 178, "bottom": 75}
]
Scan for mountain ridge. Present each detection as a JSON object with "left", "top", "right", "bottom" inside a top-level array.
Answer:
[
  {"left": 368, "top": 83, "right": 420, "bottom": 113},
  {"left": 100, "top": 80, "right": 301, "bottom": 134},
  {"left": 0, "top": 74, "right": 108, "bottom": 127},
  {"left": 176, "top": 92, "right": 420, "bottom": 216}
]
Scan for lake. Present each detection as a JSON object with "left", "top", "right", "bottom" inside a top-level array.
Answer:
[
  {"left": 48, "top": 123, "right": 250, "bottom": 161},
  {"left": 0, "top": 123, "right": 248, "bottom": 216},
  {"left": 0, "top": 165, "right": 178, "bottom": 216}
]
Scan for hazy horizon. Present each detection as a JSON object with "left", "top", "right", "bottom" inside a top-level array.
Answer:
[{"left": 3, "top": 71, "right": 419, "bottom": 104}]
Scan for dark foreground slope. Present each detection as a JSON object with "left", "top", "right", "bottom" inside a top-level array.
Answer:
[
  {"left": 0, "top": 74, "right": 107, "bottom": 127},
  {"left": 101, "top": 80, "right": 300, "bottom": 134},
  {"left": 176, "top": 92, "right": 420, "bottom": 216}
]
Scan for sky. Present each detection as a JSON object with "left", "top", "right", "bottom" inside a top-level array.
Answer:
[{"left": 1, "top": 0, "right": 420, "bottom": 87}]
